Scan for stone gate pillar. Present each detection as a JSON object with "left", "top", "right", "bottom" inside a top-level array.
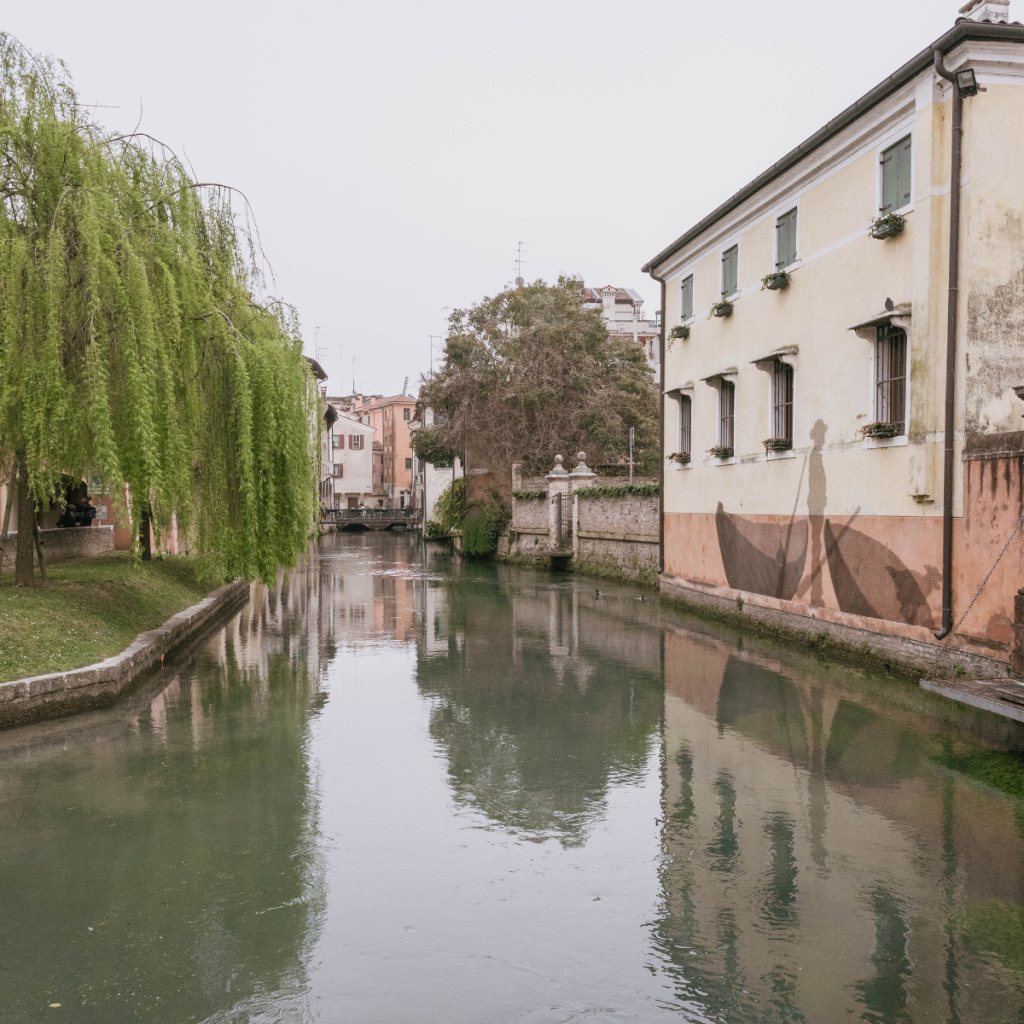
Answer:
[
  {"left": 569, "top": 452, "right": 596, "bottom": 560},
  {"left": 546, "top": 455, "right": 571, "bottom": 550}
]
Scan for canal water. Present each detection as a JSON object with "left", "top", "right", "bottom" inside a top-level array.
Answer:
[{"left": 4, "top": 534, "right": 1024, "bottom": 1022}]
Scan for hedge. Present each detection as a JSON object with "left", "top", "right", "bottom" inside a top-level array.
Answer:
[{"left": 575, "top": 483, "right": 660, "bottom": 499}]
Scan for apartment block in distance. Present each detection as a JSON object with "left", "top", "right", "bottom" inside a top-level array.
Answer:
[{"left": 645, "top": 1, "right": 1024, "bottom": 677}]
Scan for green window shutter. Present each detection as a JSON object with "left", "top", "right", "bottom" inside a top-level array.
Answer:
[
  {"left": 880, "top": 136, "right": 910, "bottom": 214},
  {"left": 777, "top": 208, "right": 797, "bottom": 269},
  {"left": 681, "top": 275, "right": 693, "bottom": 319},
  {"left": 897, "top": 136, "right": 912, "bottom": 209},
  {"left": 722, "top": 245, "right": 738, "bottom": 297}
]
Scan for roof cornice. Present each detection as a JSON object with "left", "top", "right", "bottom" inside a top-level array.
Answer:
[{"left": 642, "top": 20, "right": 1024, "bottom": 275}]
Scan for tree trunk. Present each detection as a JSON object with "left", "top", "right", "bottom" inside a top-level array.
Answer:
[
  {"left": 140, "top": 504, "right": 152, "bottom": 561},
  {"left": 32, "top": 514, "right": 46, "bottom": 584},
  {"left": 14, "top": 461, "right": 34, "bottom": 587},
  {"left": 0, "top": 464, "right": 16, "bottom": 582}
]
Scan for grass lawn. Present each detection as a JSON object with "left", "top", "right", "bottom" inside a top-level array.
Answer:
[{"left": 0, "top": 552, "right": 217, "bottom": 683}]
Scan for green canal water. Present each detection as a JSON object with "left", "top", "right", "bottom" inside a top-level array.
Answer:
[{"left": 5, "top": 533, "right": 1024, "bottom": 1022}]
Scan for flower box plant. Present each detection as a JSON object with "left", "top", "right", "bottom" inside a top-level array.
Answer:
[
  {"left": 668, "top": 451, "right": 691, "bottom": 464},
  {"left": 870, "top": 213, "right": 905, "bottom": 240},
  {"left": 761, "top": 272, "right": 790, "bottom": 291},
  {"left": 862, "top": 421, "right": 902, "bottom": 439},
  {"left": 709, "top": 301, "right": 733, "bottom": 319},
  {"left": 668, "top": 324, "right": 690, "bottom": 341},
  {"left": 708, "top": 445, "right": 734, "bottom": 459},
  {"left": 763, "top": 436, "right": 793, "bottom": 452}
]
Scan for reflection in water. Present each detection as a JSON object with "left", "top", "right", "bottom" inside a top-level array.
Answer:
[{"left": 2, "top": 534, "right": 1024, "bottom": 1021}]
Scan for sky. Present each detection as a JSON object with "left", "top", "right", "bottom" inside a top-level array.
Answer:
[{"left": 8, "top": 0, "right": 959, "bottom": 396}]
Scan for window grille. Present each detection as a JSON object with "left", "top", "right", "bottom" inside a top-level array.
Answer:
[
  {"left": 776, "top": 208, "right": 798, "bottom": 270},
  {"left": 722, "top": 246, "right": 738, "bottom": 298},
  {"left": 772, "top": 361, "right": 794, "bottom": 441},
  {"left": 680, "top": 275, "right": 694, "bottom": 320},
  {"left": 875, "top": 323, "right": 907, "bottom": 431},
  {"left": 719, "top": 381, "right": 735, "bottom": 449},
  {"left": 880, "top": 136, "right": 912, "bottom": 214},
  {"left": 678, "top": 394, "right": 692, "bottom": 455}
]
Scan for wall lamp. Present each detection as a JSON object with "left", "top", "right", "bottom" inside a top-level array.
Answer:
[{"left": 956, "top": 68, "right": 979, "bottom": 98}]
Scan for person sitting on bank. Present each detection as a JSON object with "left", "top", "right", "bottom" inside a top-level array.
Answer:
[{"left": 74, "top": 494, "right": 97, "bottom": 525}]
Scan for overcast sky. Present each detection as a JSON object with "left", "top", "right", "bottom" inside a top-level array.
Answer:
[{"left": 9, "top": 0, "right": 958, "bottom": 396}]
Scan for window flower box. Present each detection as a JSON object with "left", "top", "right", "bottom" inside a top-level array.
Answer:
[
  {"left": 709, "top": 301, "right": 733, "bottom": 319},
  {"left": 870, "top": 213, "right": 905, "bottom": 240},
  {"left": 761, "top": 272, "right": 790, "bottom": 291},
  {"left": 862, "top": 421, "right": 902, "bottom": 439},
  {"left": 763, "top": 436, "right": 792, "bottom": 452},
  {"left": 708, "top": 445, "right": 734, "bottom": 459},
  {"left": 668, "top": 451, "right": 691, "bottom": 464},
  {"left": 668, "top": 324, "right": 690, "bottom": 341}
]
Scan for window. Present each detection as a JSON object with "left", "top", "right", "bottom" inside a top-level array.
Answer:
[
  {"left": 680, "top": 275, "right": 694, "bottom": 321},
  {"left": 678, "top": 394, "right": 692, "bottom": 456},
  {"left": 880, "top": 136, "right": 912, "bottom": 214},
  {"left": 776, "top": 208, "right": 797, "bottom": 270},
  {"left": 403, "top": 408, "right": 411, "bottom": 421},
  {"left": 875, "top": 323, "right": 907, "bottom": 431},
  {"left": 332, "top": 463, "right": 343, "bottom": 478},
  {"left": 722, "top": 245, "right": 738, "bottom": 298},
  {"left": 405, "top": 458, "right": 412, "bottom": 470},
  {"left": 719, "top": 381, "right": 735, "bottom": 449},
  {"left": 331, "top": 434, "right": 342, "bottom": 450},
  {"left": 772, "top": 361, "right": 794, "bottom": 441},
  {"left": 349, "top": 434, "right": 363, "bottom": 450},
  {"left": 400, "top": 495, "right": 406, "bottom": 509}
]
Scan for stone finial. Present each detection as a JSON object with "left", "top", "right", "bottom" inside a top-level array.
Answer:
[
  {"left": 570, "top": 451, "right": 595, "bottom": 477},
  {"left": 547, "top": 454, "right": 568, "bottom": 477}
]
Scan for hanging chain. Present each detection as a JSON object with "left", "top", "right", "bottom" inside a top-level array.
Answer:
[{"left": 949, "top": 505, "right": 1024, "bottom": 638}]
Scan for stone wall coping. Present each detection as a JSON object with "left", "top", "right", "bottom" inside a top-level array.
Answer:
[{"left": 0, "top": 578, "right": 251, "bottom": 728}]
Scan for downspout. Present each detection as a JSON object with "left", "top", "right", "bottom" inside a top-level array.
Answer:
[
  {"left": 647, "top": 267, "right": 667, "bottom": 576},
  {"left": 933, "top": 50, "right": 963, "bottom": 640}
]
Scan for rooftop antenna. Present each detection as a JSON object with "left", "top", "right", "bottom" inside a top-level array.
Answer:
[
  {"left": 429, "top": 335, "right": 441, "bottom": 373},
  {"left": 514, "top": 241, "right": 529, "bottom": 288},
  {"left": 351, "top": 356, "right": 356, "bottom": 396}
]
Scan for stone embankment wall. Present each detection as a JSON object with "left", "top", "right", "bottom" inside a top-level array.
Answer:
[
  {"left": 575, "top": 492, "right": 659, "bottom": 583},
  {"left": 503, "top": 458, "right": 659, "bottom": 583},
  {"left": 0, "top": 579, "right": 250, "bottom": 728},
  {"left": 1, "top": 525, "right": 114, "bottom": 571}
]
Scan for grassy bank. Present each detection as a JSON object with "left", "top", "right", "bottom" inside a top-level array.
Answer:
[{"left": 0, "top": 552, "right": 215, "bottom": 683}]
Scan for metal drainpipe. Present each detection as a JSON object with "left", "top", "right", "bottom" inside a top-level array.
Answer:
[
  {"left": 933, "top": 50, "right": 963, "bottom": 640},
  {"left": 647, "top": 268, "right": 667, "bottom": 576}
]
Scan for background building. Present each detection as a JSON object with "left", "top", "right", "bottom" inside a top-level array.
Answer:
[{"left": 583, "top": 285, "right": 661, "bottom": 369}]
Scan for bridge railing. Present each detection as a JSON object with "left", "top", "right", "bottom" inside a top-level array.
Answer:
[{"left": 320, "top": 507, "right": 422, "bottom": 524}]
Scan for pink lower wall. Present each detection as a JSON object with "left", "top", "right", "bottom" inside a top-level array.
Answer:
[{"left": 664, "top": 457, "right": 1024, "bottom": 661}]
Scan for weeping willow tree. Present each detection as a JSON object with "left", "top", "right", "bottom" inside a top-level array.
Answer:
[{"left": 0, "top": 36, "right": 320, "bottom": 585}]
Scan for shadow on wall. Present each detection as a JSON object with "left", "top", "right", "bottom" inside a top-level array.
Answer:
[{"left": 713, "top": 417, "right": 941, "bottom": 626}]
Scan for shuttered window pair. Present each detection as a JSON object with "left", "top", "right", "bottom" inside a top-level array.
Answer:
[
  {"left": 722, "top": 246, "right": 738, "bottom": 298},
  {"left": 680, "top": 275, "right": 694, "bottom": 321},
  {"left": 880, "top": 136, "right": 912, "bottom": 214},
  {"left": 776, "top": 208, "right": 797, "bottom": 270}
]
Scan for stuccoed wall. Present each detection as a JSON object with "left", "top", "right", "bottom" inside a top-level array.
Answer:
[{"left": 1, "top": 525, "right": 114, "bottom": 571}]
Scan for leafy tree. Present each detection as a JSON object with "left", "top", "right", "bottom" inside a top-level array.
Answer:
[
  {"left": 410, "top": 423, "right": 457, "bottom": 468},
  {"left": 420, "top": 277, "right": 659, "bottom": 483},
  {"left": 0, "top": 36, "right": 319, "bottom": 585},
  {"left": 434, "top": 477, "right": 466, "bottom": 535}
]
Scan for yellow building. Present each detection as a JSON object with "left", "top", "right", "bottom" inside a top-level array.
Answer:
[{"left": 645, "top": 3, "right": 1024, "bottom": 675}]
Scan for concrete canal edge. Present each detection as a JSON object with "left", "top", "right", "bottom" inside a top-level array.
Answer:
[{"left": 0, "top": 579, "right": 251, "bottom": 729}]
